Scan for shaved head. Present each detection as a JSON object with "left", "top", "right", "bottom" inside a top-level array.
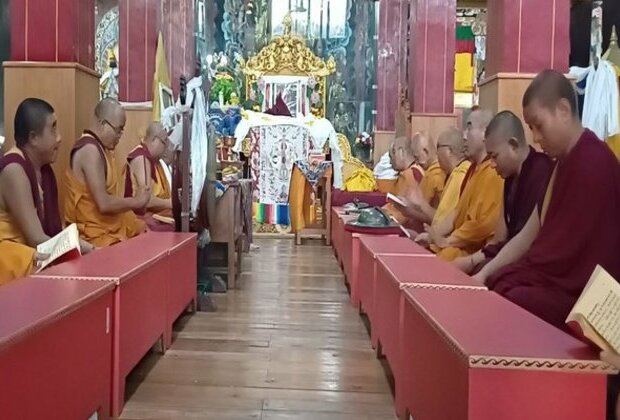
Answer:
[
  {"left": 438, "top": 127, "right": 465, "bottom": 157},
  {"left": 412, "top": 131, "right": 436, "bottom": 169},
  {"left": 146, "top": 121, "right": 167, "bottom": 141},
  {"left": 390, "top": 136, "right": 416, "bottom": 171},
  {"left": 143, "top": 121, "right": 169, "bottom": 159},
  {"left": 94, "top": 97, "right": 123, "bottom": 121},
  {"left": 485, "top": 111, "right": 527, "bottom": 148},
  {"left": 523, "top": 69, "right": 578, "bottom": 117},
  {"left": 393, "top": 136, "right": 415, "bottom": 156},
  {"left": 468, "top": 109, "right": 494, "bottom": 131}
]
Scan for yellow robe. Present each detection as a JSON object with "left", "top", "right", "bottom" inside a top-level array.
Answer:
[
  {"left": 419, "top": 161, "right": 446, "bottom": 209},
  {"left": 383, "top": 164, "right": 424, "bottom": 224},
  {"left": 436, "top": 159, "right": 504, "bottom": 261},
  {"left": 289, "top": 165, "right": 333, "bottom": 233},
  {"left": 123, "top": 145, "right": 172, "bottom": 217},
  {"left": 64, "top": 137, "right": 145, "bottom": 247},
  {"left": 432, "top": 160, "right": 471, "bottom": 226},
  {"left": 0, "top": 211, "right": 35, "bottom": 285},
  {"left": 606, "top": 65, "right": 620, "bottom": 160}
]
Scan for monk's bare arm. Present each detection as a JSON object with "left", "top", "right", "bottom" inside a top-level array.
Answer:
[
  {"left": 476, "top": 207, "right": 540, "bottom": 282},
  {"left": 77, "top": 145, "right": 144, "bottom": 214},
  {"left": 0, "top": 165, "right": 50, "bottom": 247},
  {"left": 130, "top": 158, "right": 171, "bottom": 210}
]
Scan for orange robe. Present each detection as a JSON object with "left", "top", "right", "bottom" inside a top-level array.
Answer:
[
  {"left": 419, "top": 160, "right": 447, "bottom": 209},
  {"left": 123, "top": 144, "right": 172, "bottom": 218},
  {"left": 432, "top": 160, "right": 471, "bottom": 226},
  {"left": 0, "top": 149, "right": 63, "bottom": 284},
  {"left": 383, "top": 164, "right": 424, "bottom": 224},
  {"left": 64, "top": 133, "right": 145, "bottom": 247},
  {"left": 435, "top": 158, "right": 504, "bottom": 261}
]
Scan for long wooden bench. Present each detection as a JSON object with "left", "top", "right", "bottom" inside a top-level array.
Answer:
[
  {"left": 357, "top": 236, "right": 431, "bottom": 328},
  {"left": 37, "top": 231, "right": 197, "bottom": 417},
  {"left": 400, "top": 287, "right": 615, "bottom": 420},
  {"left": 374, "top": 254, "right": 486, "bottom": 416},
  {"left": 0, "top": 277, "right": 115, "bottom": 419}
]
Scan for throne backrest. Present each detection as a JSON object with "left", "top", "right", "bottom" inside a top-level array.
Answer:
[{"left": 243, "top": 14, "right": 336, "bottom": 118}]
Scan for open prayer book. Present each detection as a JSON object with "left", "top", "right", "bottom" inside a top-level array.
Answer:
[
  {"left": 566, "top": 265, "right": 620, "bottom": 354},
  {"left": 386, "top": 192, "right": 407, "bottom": 207},
  {"left": 36, "top": 223, "right": 81, "bottom": 272}
]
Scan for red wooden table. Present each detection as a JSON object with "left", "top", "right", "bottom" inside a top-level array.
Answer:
[
  {"left": 374, "top": 254, "right": 486, "bottom": 416},
  {"left": 37, "top": 231, "right": 196, "bottom": 417},
  {"left": 401, "top": 288, "right": 614, "bottom": 420},
  {"left": 0, "top": 277, "right": 114, "bottom": 420}
]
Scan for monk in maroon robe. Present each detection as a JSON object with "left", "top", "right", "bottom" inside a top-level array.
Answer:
[
  {"left": 475, "top": 70, "right": 620, "bottom": 332},
  {"left": 453, "top": 111, "right": 553, "bottom": 273}
]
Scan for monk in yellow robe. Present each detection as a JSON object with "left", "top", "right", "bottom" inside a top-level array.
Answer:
[
  {"left": 414, "top": 132, "right": 446, "bottom": 208},
  {"left": 426, "top": 109, "right": 504, "bottom": 261},
  {"left": 65, "top": 98, "right": 149, "bottom": 247},
  {"left": 397, "top": 128, "right": 471, "bottom": 230},
  {"left": 382, "top": 136, "right": 424, "bottom": 224},
  {"left": 0, "top": 98, "right": 92, "bottom": 284},
  {"left": 123, "top": 122, "right": 173, "bottom": 230}
]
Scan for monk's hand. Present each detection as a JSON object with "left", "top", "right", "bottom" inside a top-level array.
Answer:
[
  {"left": 452, "top": 256, "right": 474, "bottom": 274},
  {"left": 33, "top": 252, "right": 50, "bottom": 270},
  {"left": 601, "top": 350, "right": 620, "bottom": 370},
  {"left": 79, "top": 239, "right": 94, "bottom": 255},
  {"left": 414, "top": 232, "right": 430, "bottom": 246}
]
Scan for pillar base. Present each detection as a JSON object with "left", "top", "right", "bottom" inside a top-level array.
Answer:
[
  {"left": 3, "top": 61, "right": 100, "bottom": 205},
  {"left": 479, "top": 73, "right": 536, "bottom": 143},
  {"left": 410, "top": 113, "right": 459, "bottom": 142}
]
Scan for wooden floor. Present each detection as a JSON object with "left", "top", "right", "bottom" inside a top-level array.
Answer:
[{"left": 120, "top": 239, "right": 396, "bottom": 420}]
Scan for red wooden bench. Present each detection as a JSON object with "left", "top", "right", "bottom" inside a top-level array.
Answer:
[
  {"left": 374, "top": 254, "right": 486, "bottom": 416},
  {"left": 0, "top": 277, "right": 115, "bottom": 419},
  {"left": 400, "top": 288, "right": 615, "bottom": 420},
  {"left": 38, "top": 231, "right": 197, "bottom": 417}
]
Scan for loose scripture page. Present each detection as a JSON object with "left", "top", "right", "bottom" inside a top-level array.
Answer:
[
  {"left": 36, "top": 224, "right": 81, "bottom": 272},
  {"left": 567, "top": 265, "right": 620, "bottom": 354}
]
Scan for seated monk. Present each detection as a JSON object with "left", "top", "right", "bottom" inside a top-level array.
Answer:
[
  {"left": 123, "top": 122, "right": 173, "bottom": 231},
  {"left": 0, "top": 98, "right": 92, "bottom": 284},
  {"left": 396, "top": 128, "right": 471, "bottom": 230},
  {"left": 382, "top": 136, "right": 424, "bottom": 224},
  {"left": 452, "top": 111, "right": 553, "bottom": 274},
  {"left": 373, "top": 151, "right": 399, "bottom": 193},
  {"left": 423, "top": 109, "right": 504, "bottom": 261},
  {"left": 65, "top": 98, "right": 149, "bottom": 247},
  {"left": 475, "top": 70, "right": 620, "bottom": 332}
]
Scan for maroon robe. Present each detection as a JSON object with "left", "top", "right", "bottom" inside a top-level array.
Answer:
[
  {"left": 482, "top": 147, "right": 553, "bottom": 259},
  {"left": 124, "top": 144, "right": 158, "bottom": 198},
  {"left": 0, "top": 151, "right": 62, "bottom": 237},
  {"left": 487, "top": 129, "right": 620, "bottom": 331}
]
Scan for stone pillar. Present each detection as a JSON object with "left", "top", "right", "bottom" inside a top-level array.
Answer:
[
  {"left": 5, "top": 0, "right": 100, "bottom": 206},
  {"left": 480, "top": 0, "right": 570, "bottom": 133},
  {"left": 407, "top": 0, "right": 459, "bottom": 141}
]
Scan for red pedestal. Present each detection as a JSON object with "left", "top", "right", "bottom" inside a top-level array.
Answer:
[
  {"left": 38, "top": 231, "right": 197, "bottom": 417},
  {"left": 10, "top": 0, "right": 95, "bottom": 67},
  {"left": 374, "top": 255, "right": 485, "bottom": 417},
  {"left": 401, "top": 288, "right": 611, "bottom": 420},
  {"left": 408, "top": 0, "right": 456, "bottom": 114},
  {"left": 0, "top": 277, "right": 114, "bottom": 419},
  {"left": 486, "top": 0, "right": 569, "bottom": 75},
  {"left": 357, "top": 236, "right": 432, "bottom": 349}
]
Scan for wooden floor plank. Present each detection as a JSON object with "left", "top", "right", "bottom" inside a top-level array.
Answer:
[{"left": 121, "top": 239, "right": 395, "bottom": 419}]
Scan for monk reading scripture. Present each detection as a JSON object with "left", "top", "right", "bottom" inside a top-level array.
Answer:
[
  {"left": 475, "top": 70, "right": 620, "bottom": 332},
  {"left": 452, "top": 111, "right": 553, "bottom": 273},
  {"left": 123, "top": 122, "right": 173, "bottom": 230},
  {"left": 413, "top": 132, "right": 446, "bottom": 209},
  {"left": 65, "top": 98, "right": 148, "bottom": 247},
  {"left": 425, "top": 109, "right": 504, "bottom": 261},
  {"left": 382, "top": 136, "right": 424, "bottom": 224},
  {"left": 0, "top": 98, "right": 92, "bottom": 284}
]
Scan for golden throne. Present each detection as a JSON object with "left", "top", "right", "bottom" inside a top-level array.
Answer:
[{"left": 242, "top": 14, "right": 336, "bottom": 118}]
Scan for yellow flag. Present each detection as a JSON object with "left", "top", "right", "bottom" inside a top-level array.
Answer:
[{"left": 152, "top": 32, "right": 171, "bottom": 121}]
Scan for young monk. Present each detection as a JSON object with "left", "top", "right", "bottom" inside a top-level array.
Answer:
[
  {"left": 123, "top": 122, "right": 173, "bottom": 230},
  {"left": 452, "top": 111, "right": 553, "bottom": 273},
  {"left": 65, "top": 98, "right": 149, "bottom": 247},
  {"left": 382, "top": 136, "right": 424, "bottom": 224},
  {"left": 475, "top": 70, "right": 620, "bottom": 332},
  {"left": 424, "top": 109, "right": 504, "bottom": 261},
  {"left": 0, "top": 98, "right": 92, "bottom": 284}
]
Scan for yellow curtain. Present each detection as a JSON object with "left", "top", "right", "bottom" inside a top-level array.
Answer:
[{"left": 152, "top": 32, "right": 171, "bottom": 122}]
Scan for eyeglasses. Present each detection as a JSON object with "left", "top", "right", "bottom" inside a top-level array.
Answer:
[{"left": 103, "top": 119, "right": 124, "bottom": 135}]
